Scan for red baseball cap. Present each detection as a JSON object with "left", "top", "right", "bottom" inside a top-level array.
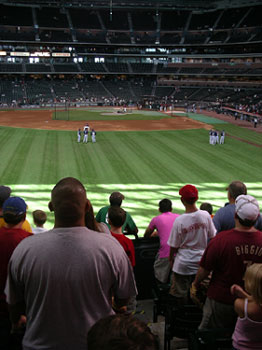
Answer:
[{"left": 179, "top": 184, "right": 198, "bottom": 201}]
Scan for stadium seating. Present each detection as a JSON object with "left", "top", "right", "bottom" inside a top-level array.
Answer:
[{"left": 0, "top": 1, "right": 260, "bottom": 110}]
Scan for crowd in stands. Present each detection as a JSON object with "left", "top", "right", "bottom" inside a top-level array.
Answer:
[{"left": 0, "top": 178, "right": 262, "bottom": 349}]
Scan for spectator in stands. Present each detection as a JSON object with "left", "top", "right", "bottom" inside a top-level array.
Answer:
[
  {"left": 191, "top": 194, "right": 262, "bottom": 330},
  {"left": 213, "top": 181, "right": 262, "bottom": 233},
  {"left": 108, "top": 206, "right": 135, "bottom": 268},
  {"left": 32, "top": 209, "right": 48, "bottom": 234},
  {"left": 5, "top": 177, "right": 137, "bottom": 350},
  {"left": 231, "top": 263, "right": 262, "bottom": 350},
  {"left": 0, "top": 197, "right": 31, "bottom": 349},
  {"left": 144, "top": 199, "right": 179, "bottom": 284},
  {"left": 200, "top": 202, "right": 213, "bottom": 218},
  {"left": 96, "top": 192, "right": 138, "bottom": 237},
  {"left": 168, "top": 185, "right": 216, "bottom": 304},
  {"left": 108, "top": 206, "right": 137, "bottom": 313},
  {"left": 87, "top": 314, "right": 159, "bottom": 350},
  {"left": 0, "top": 185, "right": 32, "bottom": 233}
]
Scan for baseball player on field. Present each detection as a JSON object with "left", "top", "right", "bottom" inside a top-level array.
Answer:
[
  {"left": 83, "top": 128, "right": 88, "bottom": 143},
  {"left": 220, "top": 130, "right": 225, "bottom": 144},
  {"left": 77, "top": 128, "right": 81, "bottom": 143},
  {"left": 91, "top": 129, "right": 96, "bottom": 143}
]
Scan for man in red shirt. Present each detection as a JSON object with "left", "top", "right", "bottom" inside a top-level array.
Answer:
[
  {"left": 191, "top": 194, "right": 262, "bottom": 330},
  {"left": 0, "top": 196, "right": 31, "bottom": 349}
]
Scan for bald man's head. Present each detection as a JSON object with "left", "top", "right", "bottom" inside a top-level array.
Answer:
[{"left": 49, "top": 177, "right": 89, "bottom": 227}]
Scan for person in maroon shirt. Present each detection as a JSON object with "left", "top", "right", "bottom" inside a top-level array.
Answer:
[
  {"left": 0, "top": 196, "right": 31, "bottom": 349},
  {"left": 191, "top": 194, "right": 262, "bottom": 330}
]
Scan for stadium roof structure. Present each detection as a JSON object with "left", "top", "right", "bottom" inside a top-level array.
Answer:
[{"left": 1, "top": 0, "right": 262, "bottom": 10}]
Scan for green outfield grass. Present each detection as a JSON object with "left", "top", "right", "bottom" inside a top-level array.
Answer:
[
  {"left": 0, "top": 123, "right": 261, "bottom": 235},
  {"left": 53, "top": 108, "right": 169, "bottom": 121},
  {"left": 186, "top": 112, "right": 228, "bottom": 124},
  {"left": 186, "top": 113, "right": 262, "bottom": 144}
]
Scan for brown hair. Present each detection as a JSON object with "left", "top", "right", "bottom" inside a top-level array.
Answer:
[
  {"left": 87, "top": 314, "right": 159, "bottom": 350},
  {"left": 108, "top": 206, "right": 126, "bottom": 228},
  {"left": 85, "top": 202, "right": 102, "bottom": 232},
  {"left": 33, "top": 210, "right": 47, "bottom": 226}
]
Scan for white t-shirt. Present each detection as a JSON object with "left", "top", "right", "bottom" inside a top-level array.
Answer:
[
  {"left": 32, "top": 227, "right": 48, "bottom": 234},
  {"left": 168, "top": 210, "right": 216, "bottom": 275}
]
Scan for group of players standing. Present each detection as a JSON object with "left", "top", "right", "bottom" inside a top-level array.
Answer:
[
  {"left": 77, "top": 123, "right": 96, "bottom": 143},
  {"left": 209, "top": 129, "right": 225, "bottom": 145}
]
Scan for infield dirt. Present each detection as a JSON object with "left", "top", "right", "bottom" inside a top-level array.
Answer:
[{"left": 0, "top": 109, "right": 211, "bottom": 131}]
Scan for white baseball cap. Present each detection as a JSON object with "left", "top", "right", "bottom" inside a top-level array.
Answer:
[{"left": 235, "top": 194, "right": 260, "bottom": 221}]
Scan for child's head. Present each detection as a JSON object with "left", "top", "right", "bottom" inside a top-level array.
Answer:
[
  {"left": 87, "top": 314, "right": 159, "bottom": 350},
  {"left": 200, "top": 202, "right": 213, "bottom": 215},
  {"left": 244, "top": 263, "right": 262, "bottom": 305},
  {"left": 33, "top": 210, "right": 47, "bottom": 227},
  {"left": 108, "top": 206, "right": 126, "bottom": 228}
]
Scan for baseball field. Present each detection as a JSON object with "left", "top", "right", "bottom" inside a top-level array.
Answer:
[{"left": 0, "top": 107, "right": 261, "bottom": 235}]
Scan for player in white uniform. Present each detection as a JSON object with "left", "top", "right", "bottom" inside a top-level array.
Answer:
[
  {"left": 91, "top": 129, "right": 96, "bottom": 143},
  {"left": 77, "top": 129, "right": 81, "bottom": 143}
]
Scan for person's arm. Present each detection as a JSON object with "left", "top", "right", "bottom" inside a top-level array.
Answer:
[
  {"left": 144, "top": 226, "right": 154, "bottom": 238},
  {"left": 113, "top": 296, "right": 130, "bottom": 313},
  {"left": 234, "top": 298, "right": 245, "bottom": 318},
  {"left": 192, "top": 266, "right": 210, "bottom": 289},
  {"left": 169, "top": 246, "right": 178, "bottom": 267},
  {"left": 8, "top": 301, "right": 26, "bottom": 325},
  {"left": 231, "top": 284, "right": 250, "bottom": 299},
  {"left": 190, "top": 266, "right": 211, "bottom": 306}
]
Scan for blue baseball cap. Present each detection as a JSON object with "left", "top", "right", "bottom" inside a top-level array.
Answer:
[{"left": 3, "top": 197, "right": 27, "bottom": 215}]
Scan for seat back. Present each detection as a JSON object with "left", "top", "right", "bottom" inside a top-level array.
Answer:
[{"left": 132, "top": 237, "right": 159, "bottom": 299}]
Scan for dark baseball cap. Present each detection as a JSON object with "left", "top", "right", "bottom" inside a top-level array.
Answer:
[{"left": 3, "top": 197, "right": 27, "bottom": 215}]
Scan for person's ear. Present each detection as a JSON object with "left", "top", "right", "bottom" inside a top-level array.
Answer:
[{"left": 48, "top": 201, "right": 54, "bottom": 212}]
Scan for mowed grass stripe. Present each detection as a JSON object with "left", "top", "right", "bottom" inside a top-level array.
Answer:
[
  {"left": 222, "top": 124, "right": 262, "bottom": 145},
  {"left": 101, "top": 133, "right": 144, "bottom": 183},
  {"left": 0, "top": 129, "right": 36, "bottom": 183},
  {"left": 0, "top": 128, "right": 22, "bottom": 177},
  {"left": 132, "top": 131, "right": 192, "bottom": 183},
  {"left": 84, "top": 132, "right": 123, "bottom": 184},
  {"left": 0, "top": 127, "right": 261, "bottom": 187}
]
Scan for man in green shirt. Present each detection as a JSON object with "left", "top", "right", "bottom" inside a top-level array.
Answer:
[{"left": 96, "top": 192, "right": 138, "bottom": 237}]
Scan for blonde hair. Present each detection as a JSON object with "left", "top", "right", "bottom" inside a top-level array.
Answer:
[{"left": 244, "top": 263, "right": 262, "bottom": 305}]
